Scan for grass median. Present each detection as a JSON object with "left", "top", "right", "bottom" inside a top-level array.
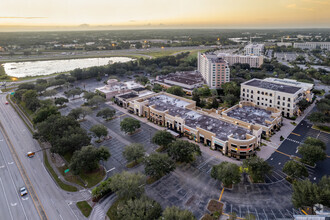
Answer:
[
  {"left": 76, "top": 201, "right": 92, "bottom": 217},
  {"left": 43, "top": 151, "right": 78, "bottom": 192}
]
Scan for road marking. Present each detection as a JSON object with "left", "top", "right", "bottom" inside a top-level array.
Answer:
[
  {"left": 8, "top": 162, "right": 14, "bottom": 164},
  {"left": 0, "top": 178, "right": 14, "bottom": 220},
  {"left": 22, "top": 197, "right": 29, "bottom": 201},
  {"left": 270, "top": 158, "right": 273, "bottom": 160},
  {"left": 278, "top": 163, "right": 281, "bottom": 165},
  {"left": 301, "top": 209, "right": 308, "bottom": 215},
  {"left": 218, "top": 187, "right": 224, "bottom": 202},
  {"left": 0, "top": 165, "right": 5, "bottom": 168},
  {"left": 106, "top": 167, "right": 116, "bottom": 173},
  {"left": 291, "top": 132, "right": 301, "bottom": 136},
  {"left": 10, "top": 203, "right": 17, "bottom": 206}
]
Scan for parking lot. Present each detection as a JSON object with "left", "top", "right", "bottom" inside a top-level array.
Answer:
[{"left": 56, "top": 82, "right": 320, "bottom": 219}]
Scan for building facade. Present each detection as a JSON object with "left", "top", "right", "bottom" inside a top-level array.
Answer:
[
  {"left": 244, "top": 43, "right": 265, "bottom": 56},
  {"left": 293, "top": 42, "right": 330, "bottom": 50},
  {"left": 240, "top": 78, "right": 313, "bottom": 117},
  {"left": 197, "top": 52, "right": 230, "bottom": 89},
  {"left": 217, "top": 53, "right": 264, "bottom": 68}
]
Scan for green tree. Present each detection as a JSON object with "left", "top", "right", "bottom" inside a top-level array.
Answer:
[
  {"left": 88, "top": 95, "right": 105, "bottom": 108},
  {"left": 90, "top": 124, "right": 108, "bottom": 141},
  {"left": 298, "top": 144, "right": 326, "bottom": 165},
  {"left": 211, "top": 162, "right": 241, "bottom": 187},
  {"left": 304, "top": 137, "right": 326, "bottom": 150},
  {"left": 68, "top": 107, "right": 83, "bottom": 120},
  {"left": 35, "top": 84, "right": 47, "bottom": 94},
  {"left": 282, "top": 160, "right": 308, "bottom": 179},
  {"left": 22, "top": 90, "right": 40, "bottom": 111},
  {"left": 211, "top": 97, "right": 219, "bottom": 109},
  {"left": 80, "top": 106, "right": 92, "bottom": 119},
  {"left": 116, "top": 195, "right": 162, "bottom": 220},
  {"left": 69, "top": 146, "right": 110, "bottom": 174},
  {"left": 196, "top": 85, "right": 211, "bottom": 97},
  {"left": 153, "top": 84, "right": 163, "bottom": 93},
  {"left": 91, "top": 178, "right": 111, "bottom": 201},
  {"left": 292, "top": 179, "right": 320, "bottom": 209},
  {"left": 221, "top": 82, "right": 240, "bottom": 96},
  {"left": 83, "top": 91, "right": 97, "bottom": 100},
  {"left": 43, "top": 89, "right": 58, "bottom": 97},
  {"left": 243, "top": 156, "right": 272, "bottom": 182},
  {"left": 33, "top": 105, "right": 60, "bottom": 124},
  {"left": 167, "top": 86, "right": 185, "bottom": 97},
  {"left": 18, "top": 83, "right": 35, "bottom": 90},
  {"left": 162, "top": 206, "right": 196, "bottom": 220},
  {"left": 168, "top": 140, "right": 201, "bottom": 163},
  {"left": 109, "top": 171, "right": 146, "bottom": 199},
  {"left": 297, "top": 99, "right": 310, "bottom": 112},
  {"left": 192, "top": 92, "right": 202, "bottom": 107},
  {"left": 151, "top": 130, "right": 175, "bottom": 149},
  {"left": 96, "top": 108, "right": 116, "bottom": 121},
  {"left": 144, "top": 153, "right": 175, "bottom": 179},
  {"left": 54, "top": 97, "right": 69, "bottom": 106},
  {"left": 223, "top": 94, "right": 238, "bottom": 107},
  {"left": 318, "top": 176, "right": 330, "bottom": 207},
  {"left": 66, "top": 88, "right": 82, "bottom": 98},
  {"left": 123, "top": 143, "right": 145, "bottom": 163},
  {"left": 120, "top": 117, "right": 141, "bottom": 134}
]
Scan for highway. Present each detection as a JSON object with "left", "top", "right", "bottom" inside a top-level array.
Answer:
[
  {"left": 0, "top": 129, "right": 40, "bottom": 220},
  {"left": 0, "top": 94, "right": 84, "bottom": 220}
]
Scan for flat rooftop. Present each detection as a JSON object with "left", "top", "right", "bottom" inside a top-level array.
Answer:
[
  {"left": 146, "top": 94, "right": 250, "bottom": 141},
  {"left": 244, "top": 79, "right": 301, "bottom": 94},
  {"left": 226, "top": 106, "right": 272, "bottom": 126},
  {"left": 117, "top": 92, "right": 138, "bottom": 100}
]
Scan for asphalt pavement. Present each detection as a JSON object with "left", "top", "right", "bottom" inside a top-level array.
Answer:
[
  {"left": 0, "top": 129, "right": 40, "bottom": 220},
  {"left": 0, "top": 94, "right": 86, "bottom": 220}
]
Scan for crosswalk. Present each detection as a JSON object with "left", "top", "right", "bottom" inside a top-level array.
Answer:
[
  {"left": 286, "top": 138, "right": 302, "bottom": 145},
  {"left": 79, "top": 189, "right": 91, "bottom": 200},
  {"left": 92, "top": 205, "right": 105, "bottom": 220}
]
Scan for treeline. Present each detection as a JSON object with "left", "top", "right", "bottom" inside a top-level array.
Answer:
[{"left": 70, "top": 52, "right": 197, "bottom": 80}]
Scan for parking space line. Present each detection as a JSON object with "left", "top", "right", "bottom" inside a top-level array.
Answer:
[
  {"left": 291, "top": 132, "right": 301, "bottom": 136},
  {"left": 271, "top": 209, "right": 277, "bottom": 219},
  {"left": 263, "top": 209, "right": 268, "bottom": 220},
  {"left": 255, "top": 208, "right": 259, "bottom": 220}
]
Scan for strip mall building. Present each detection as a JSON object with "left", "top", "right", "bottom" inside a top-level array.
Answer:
[{"left": 115, "top": 92, "right": 282, "bottom": 159}]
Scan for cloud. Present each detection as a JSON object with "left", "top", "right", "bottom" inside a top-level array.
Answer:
[
  {"left": 302, "top": 0, "right": 330, "bottom": 5},
  {"left": 129, "top": 20, "right": 136, "bottom": 22},
  {"left": 0, "top": 16, "right": 47, "bottom": 19},
  {"left": 286, "top": 4, "right": 297, "bottom": 8}
]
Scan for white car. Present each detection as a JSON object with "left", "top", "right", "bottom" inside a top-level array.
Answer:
[{"left": 20, "top": 187, "right": 28, "bottom": 197}]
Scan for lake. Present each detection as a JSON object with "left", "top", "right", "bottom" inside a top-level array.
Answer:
[{"left": 3, "top": 57, "right": 133, "bottom": 78}]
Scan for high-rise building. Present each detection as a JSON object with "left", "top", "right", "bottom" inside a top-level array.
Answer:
[
  {"left": 197, "top": 52, "right": 230, "bottom": 89},
  {"left": 217, "top": 53, "right": 264, "bottom": 68},
  {"left": 244, "top": 43, "right": 265, "bottom": 56}
]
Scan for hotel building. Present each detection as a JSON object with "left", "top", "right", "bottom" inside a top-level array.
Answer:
[
  {"left": 244, "top": 43, "right": 265, "bottom": 56},
  {"left": 217, "top": 53, "right": 264, "bottom": 68},
  {"left": 197, "top": 52, "right": 230, "bottom": 89}
]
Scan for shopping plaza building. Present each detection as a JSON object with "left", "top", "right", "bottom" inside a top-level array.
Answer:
[{"left": 116, "top": 92, "right": 282, "bottom": 159}]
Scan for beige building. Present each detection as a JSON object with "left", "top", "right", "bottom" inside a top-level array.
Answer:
[
  {"left": 197, "top": 52, "right": 230, "bottom": 89},
  {"left": 118, "top": 92, "right": 283, "bottom": 159},
  {"left": 244, "top": 43, "right": 265, "bottom": 56},
  {"left": 217, "top": 53, "right": 264, "bottom": 68},
  {"left": 240, "top": 78, "right": 314, "bottom": 117}
]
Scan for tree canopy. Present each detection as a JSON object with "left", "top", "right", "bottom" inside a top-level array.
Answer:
[
  {"left": 120, "top": 117, "right": 141, "bottom": 134},
  {"left": 243, "top": 156, "right": 272, "bottom": 182},
  {"left": 151, "top": 130, "right": 175, "bottom": 148},
  {"left": 282, "top": 160, "right": 308, "bottom": 179},
  {"left": 144, "top": 153, "right": 175, "bottom": 179},
  {"left": 167, "top": 140, "right": 201, "bottom": 163},
  {"left": 123, "top": 143, "right": 145, "bottom": 163},
  {"left": 69, "top": 145, "right": 110, "bottom": 174},
  {"left": 166, "top": 86, "right": 185, "bottom": 97},
  {"left": 96, "top": 108, "right": 116, "bottom": 121},
  {"left": 211, "top": 162, "right": 241, "bottom": 187},
  {"left": 90, "top": 124, "right": 108, "bottom": 141},
  {"left": 162, "top": 206, "right": 196, "bottom": 220}
]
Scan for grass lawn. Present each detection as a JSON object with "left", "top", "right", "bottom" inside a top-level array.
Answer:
[
  {"left": 44, "top": 152, "right": 78, "bottom": 192},
  {"left": 59, "top": 165, "right": 106, "bottom": 188},
  {"left": 312, "top": 125, "right": 330, "bottom": 133},
  {"left": 76, "top": 201, "right": 92, "bottom": 217}
]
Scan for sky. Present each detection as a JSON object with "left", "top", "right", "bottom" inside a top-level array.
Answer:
[{"left": 0, "top": 0, "right": 329, "bottom": 30}]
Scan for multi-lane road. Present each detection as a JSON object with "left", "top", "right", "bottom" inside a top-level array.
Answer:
[{"left": 0, "top": 93, "right": 85, "bottom": 220}]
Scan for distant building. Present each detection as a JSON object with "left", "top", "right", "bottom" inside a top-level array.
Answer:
[
  {"left": 154, "top": 71, "right": 205, "bottom": 95},
  {"left": 276, "top": 42, "right": 292, "bottom": 47},
  {"left": 244, "top": 43, "right": 265, "bottom": 56},
  {"left": 217, "top": 53, "right": 264, "bottom": 68},
  {"left": 240, "top": 78, "right": 314, "bottom": 117},
  {"left": 197, "top": 52, "right": 230, "bottom": 89},
  {"left": 293, "top": 42, "right": 330, "bottom": 50},
  {"left": 96, "top": 79, "right": 149, "bottom": 100}
]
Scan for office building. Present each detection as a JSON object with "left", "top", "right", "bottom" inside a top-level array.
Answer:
[
  {"left": 197, "top": 52, "right": 230, "bottom": 89},
  {"left": 240, "top": 78, "right": 313, "bottom": 117}
]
